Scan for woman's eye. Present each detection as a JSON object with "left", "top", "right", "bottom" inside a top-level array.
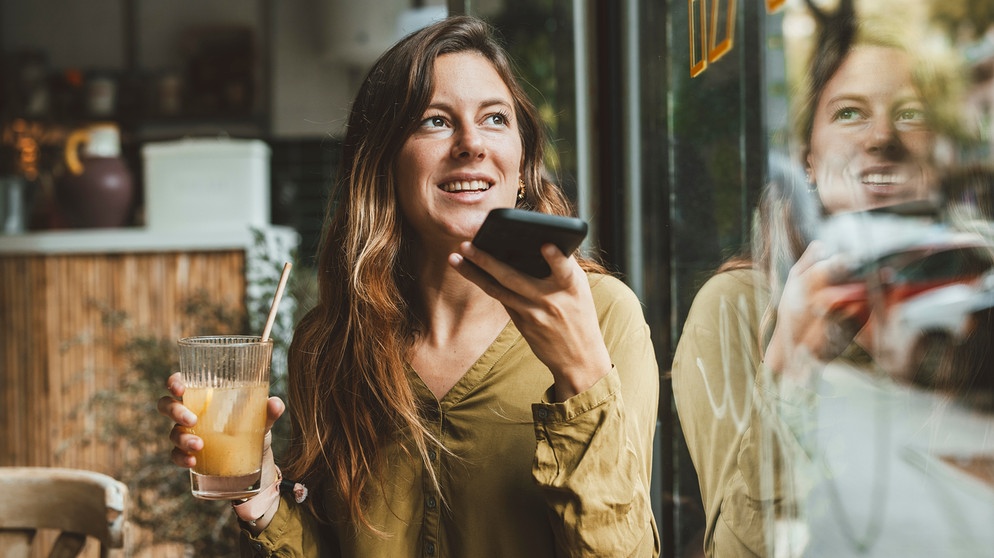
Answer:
[
  {"left": 896, "top": 108, "right": 926, "bottom": 122},
  {"left": 895, "top": 107, "right": 929, "bottom": 131},
  {"left": 832, "top": 107, "right": 863, "bottom": 122},
  {"left": 421, "top": 116, "right": 447, "bottom": 128},
  {"left": 486, "top": 112, "right": 510, "bottom": 127}
]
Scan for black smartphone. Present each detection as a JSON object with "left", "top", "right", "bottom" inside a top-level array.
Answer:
[{"left": 472, "top": 208, "right": 589, "bottom": 278}]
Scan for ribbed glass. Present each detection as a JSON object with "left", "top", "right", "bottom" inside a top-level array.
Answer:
[{"left": 178, "top": 335, "right": 272, "bottom": 388}]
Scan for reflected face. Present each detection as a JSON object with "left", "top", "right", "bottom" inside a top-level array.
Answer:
[
  {"left": 807, "top": 45, "right": 935, "bottom": 214},
  {"left": 395, "top": 51, "right": 523, "bottom": 248}
]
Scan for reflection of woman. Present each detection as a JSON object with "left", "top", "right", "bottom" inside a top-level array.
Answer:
[
  {"left": 160, "top": 16, "right": 660, "bottom": 558},
  {"left": 780, "top": 34, "right": 994, "bottom": 552},
  {"left": 671, "top": 1, "right": 939, "bottom": 556}
]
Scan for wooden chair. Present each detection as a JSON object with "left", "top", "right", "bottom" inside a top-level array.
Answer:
[{"left": 0, "top": 467, "right": 129, "bottom": 557}]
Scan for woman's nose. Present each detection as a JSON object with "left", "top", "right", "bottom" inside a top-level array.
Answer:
[
  {"left": 451, "top": 127, "right": 486, "bottom": 159},
  {"left": 865, "top": 115, "right": 903, "bottom": 155}
]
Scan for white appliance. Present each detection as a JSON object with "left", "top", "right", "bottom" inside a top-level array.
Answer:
[{"left": 142, "top": 138, "right": 270, "bottom": 231}]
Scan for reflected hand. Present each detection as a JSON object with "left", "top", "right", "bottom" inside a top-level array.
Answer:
[{"left": 765, "top": 241, "right": 869, "bottom": 376}]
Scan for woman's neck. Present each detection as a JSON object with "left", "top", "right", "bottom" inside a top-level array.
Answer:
[
  {"left": 407, "top": 251, "right": 510, "bottom": 399},
  {"left": 413, "top": 252, "right": 507, "bottom": 341}
]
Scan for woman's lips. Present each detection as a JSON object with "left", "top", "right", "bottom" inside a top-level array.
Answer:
[
  {"left": 861, "top": 170, "right": 907, "bottom": 195},
  {"left": 439, "top": 179, "right": 493, "bottom": 193}
]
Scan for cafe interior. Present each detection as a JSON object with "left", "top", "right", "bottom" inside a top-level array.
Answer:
[{"left": 2, "top": 0, "right": 993, "bottom": 556}]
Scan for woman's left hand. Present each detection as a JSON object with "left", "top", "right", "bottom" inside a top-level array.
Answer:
[{"left": 450, "top": 241, "right": 612, "bottom": 401}]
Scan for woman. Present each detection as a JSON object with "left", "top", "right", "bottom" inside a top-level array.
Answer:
[
  {"left": 671, "top": 1, "right": 941, "bottom": 556},
  {"left": 160, "top": 16, "right": 660, "bottom": 558}
]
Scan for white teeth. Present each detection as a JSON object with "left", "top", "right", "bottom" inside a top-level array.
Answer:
[
  {"left": 862, "top": 173, "right": 904, "bottom": 185},
  {"left": 440, "top": 180, "right": 491, "bottom": 192}
]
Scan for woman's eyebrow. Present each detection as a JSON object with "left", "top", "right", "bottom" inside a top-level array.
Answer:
[
  {"left": 478, "top": 98, "right": 513, "bottom": 109},
  {"left": 823, "top": 94, "right": 868, "bottom": 106},
  {"left": 425, "top": 98, "right": 514, "bottom": 112},
  {"left": 892, "top": 95, "right": 926, "bottom": 106}
]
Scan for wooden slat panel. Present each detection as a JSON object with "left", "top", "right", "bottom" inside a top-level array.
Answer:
[{"left": 0, "top": 256, "right": 50, "bottom": 468}]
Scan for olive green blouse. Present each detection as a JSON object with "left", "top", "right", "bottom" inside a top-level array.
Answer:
[{"left": 240, "top": 273, "right": 661, "bottom": 557}]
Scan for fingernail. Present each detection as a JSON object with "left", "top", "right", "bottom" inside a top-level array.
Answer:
[{"left": 182, "top": 411, "right": 197, "bottom": 425}]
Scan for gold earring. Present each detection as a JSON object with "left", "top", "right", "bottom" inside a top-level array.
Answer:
[{"left": 517, "top": 180, "right": 526, "bottom": 201}]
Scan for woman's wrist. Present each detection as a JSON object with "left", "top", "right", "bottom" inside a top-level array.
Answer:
[
  {"left": 233, "top": 467, "right": 283, "bottom": 533},
  {"left": 238, "top": 495, "right": 281, "bottom": 535},
  {"left": 231, "top": 464, "right": 309, "bottom": 535},
  {"left": 551, "top": 356, "right": 612, "bottom": 402},
  {"left": 553, "top": 375, "right": 596, "bottom": 402}
]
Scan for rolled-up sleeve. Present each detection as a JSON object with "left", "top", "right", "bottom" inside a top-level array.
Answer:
[{"left": 531, "top": 275, "right": 660, "bottom": 557}]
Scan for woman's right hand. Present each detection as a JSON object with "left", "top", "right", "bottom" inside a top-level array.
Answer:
[
  {"left": 451, "top": 241, "right": 613, "bottom": 402},
  {"left": 764, "top": 241, "right": 869, "bottom": 377},
  {"left": 157, "top": 372, "right": 286, "bottom": 471}
]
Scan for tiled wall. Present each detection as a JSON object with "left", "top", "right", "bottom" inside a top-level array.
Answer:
[{"left": 270, "top": 138, "right": 341, "bottom": 266}]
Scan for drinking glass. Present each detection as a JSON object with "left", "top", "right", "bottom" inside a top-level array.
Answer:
[{"left": 178, "top": 335, "right": 272, "bottom": 500}]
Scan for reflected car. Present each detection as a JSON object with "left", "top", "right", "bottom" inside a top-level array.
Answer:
[{"left": 869, "top": 243, "right": 994, "bottom": 382}]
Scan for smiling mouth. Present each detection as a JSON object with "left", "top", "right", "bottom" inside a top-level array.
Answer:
[
  {"left": 862, "top": 173, "right": 906, "bottom": 187},
  {"left": 861, "top": 172, "right": 910, "bottom": 194},
  {"left": 439, "top": 180, "right": 493, "bottom": 193}
]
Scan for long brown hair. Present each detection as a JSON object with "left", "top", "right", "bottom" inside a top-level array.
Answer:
[{"left": 284, "top": 15, "right": 600, "bottom": 531}]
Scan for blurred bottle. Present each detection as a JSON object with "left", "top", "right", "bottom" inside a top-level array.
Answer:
[{"left": 0, "top": 175, "right": 27, "bottom": 234}]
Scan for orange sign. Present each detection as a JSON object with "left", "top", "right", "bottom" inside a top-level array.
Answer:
[{"left": 689, "top": 0, "right": 736, "bottom": 77}]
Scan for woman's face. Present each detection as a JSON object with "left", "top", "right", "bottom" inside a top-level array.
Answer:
[
  {"left": 807, "top": 45, "right": 935, "bottom": 214},
  {"left": 395, "top": 51, "right": 523, "bottom": 248}
]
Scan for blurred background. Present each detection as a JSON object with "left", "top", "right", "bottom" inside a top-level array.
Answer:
[{"left": 1, "top": 0, "right": 993, "bottom": 556}]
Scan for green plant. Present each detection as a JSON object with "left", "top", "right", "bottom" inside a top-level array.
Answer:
[{"left": 70, "top": 294, "right": 249, "bottom": 556}]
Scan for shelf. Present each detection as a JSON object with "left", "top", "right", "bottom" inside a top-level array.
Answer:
[{"left": 0, "top": 224, "right": 298, "bottom": 255}]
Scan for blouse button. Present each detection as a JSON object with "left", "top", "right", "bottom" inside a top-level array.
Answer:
[
  {"left": 425, "top": 541, "right": 437, "bottom": 555},
  {"left": 536, "top": 407, "right": 549, "bottom": 420},
  {"left": 426, "top": 495, "right": 437, "bottom": 509}
]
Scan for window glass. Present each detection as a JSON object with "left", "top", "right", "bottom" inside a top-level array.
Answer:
[
  {"left": 468, "top": 0, "right": 580, "bottom": 201},
  {"left": 660, "top": 1, "right": 994, "bottom": 556}
]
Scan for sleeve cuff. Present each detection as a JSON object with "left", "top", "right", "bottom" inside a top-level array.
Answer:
[{"left": 532, "top": 365, "right": 620, "bottom": 423}]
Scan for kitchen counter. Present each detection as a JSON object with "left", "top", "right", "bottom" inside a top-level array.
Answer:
[{"left": 0, "top": 225, "right": 298, "bottom": 254}]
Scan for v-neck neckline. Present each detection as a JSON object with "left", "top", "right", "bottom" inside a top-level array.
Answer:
[{"left": 409, "top": 318, "right": 521, "bottom": 408}]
